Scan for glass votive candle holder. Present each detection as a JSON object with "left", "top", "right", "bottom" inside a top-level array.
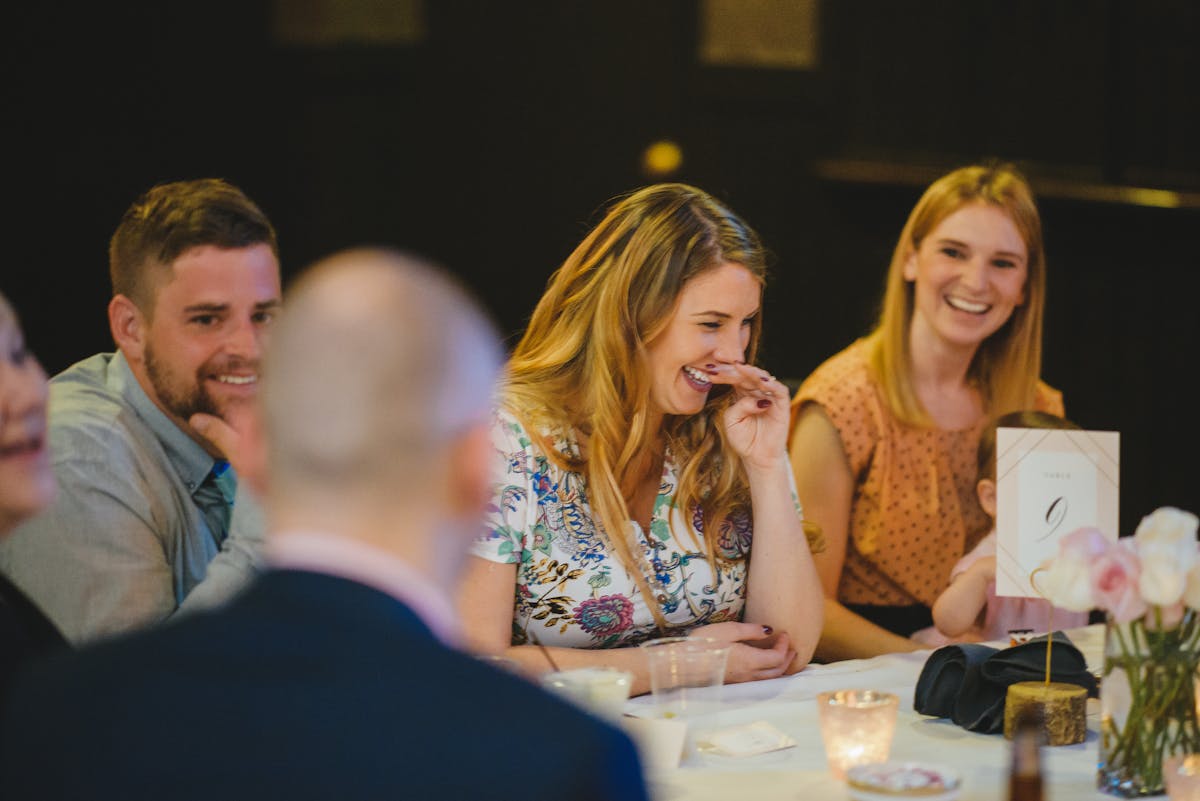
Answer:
[
  {"left": 1165, "top": 754, "right": 1200, "bottom": 801},
  {"left": 817, "top": 689, "right": 900, "bottom": 780}
]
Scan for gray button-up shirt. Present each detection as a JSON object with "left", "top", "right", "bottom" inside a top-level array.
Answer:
[{"left": 0, "top": 352, "right": 264, "bottom": 643}]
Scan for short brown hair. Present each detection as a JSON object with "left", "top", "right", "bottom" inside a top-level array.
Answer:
[
  {"left": 109, "top": 179, "right": 278, "bottom": 314},
  {"left": 977, "top": 410, "right": 1080, "bottom": 482}
]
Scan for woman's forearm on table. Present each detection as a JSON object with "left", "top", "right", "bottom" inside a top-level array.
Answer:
[
  {"left": 814, "top": 599, "right": 921, "bottom": 662},
  {"left": 741, "top": 457, "right": 824, "bottom": 672}
]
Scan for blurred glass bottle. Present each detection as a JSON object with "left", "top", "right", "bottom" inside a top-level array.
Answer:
[{"left": 1009, "top": 708, "right": 1045, "bottom": 801}]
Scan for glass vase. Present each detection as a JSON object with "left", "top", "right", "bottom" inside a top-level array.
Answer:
[{"left": 1099, "top": 609, "right": 1200, "bottom": 797}]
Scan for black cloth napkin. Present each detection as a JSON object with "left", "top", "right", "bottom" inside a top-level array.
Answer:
[{"left": 913, "top": 632, "right": 1098, "bottom": 734}]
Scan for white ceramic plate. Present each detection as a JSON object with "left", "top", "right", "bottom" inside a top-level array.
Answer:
[{"left": 845, "top": 762, "right": 962, "bottom": 801}]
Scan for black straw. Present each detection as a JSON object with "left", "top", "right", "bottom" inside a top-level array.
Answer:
[{"left": 529, "top": 631, "right": 561, "bottom": 672}]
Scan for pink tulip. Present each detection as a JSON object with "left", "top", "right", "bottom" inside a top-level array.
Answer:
[
  {"left": 1061, "top": 527, "right": 1111, "bottom": 559},
  {"left": 1039, "top": 527, "right": 1113, "bottom": 612},
  {"left": 1089, "top": 539, "right": 1147, "bottom": 623}
]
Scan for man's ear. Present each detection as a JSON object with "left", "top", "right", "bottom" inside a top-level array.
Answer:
[{"left": 109, "top": 295, "right": 146, "bottom": 361}]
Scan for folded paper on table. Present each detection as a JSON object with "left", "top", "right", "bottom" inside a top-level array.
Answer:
[
  {"left": 913, "top": 632, "right": 1098, "bottom": 734},
  {"left": 995, "top": 427, "right": 1120, "bottom": 598},
  {"left": 696, "top": 721, "right": 797, "bottom": 758}
]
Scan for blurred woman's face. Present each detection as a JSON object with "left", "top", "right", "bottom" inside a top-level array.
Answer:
[
  {"left": 0, "top": 310, "right": 54, "bottom": 534},
  {"left": 904, "top": 202, "right": 1028, "bottom": 353},
  {"left": 644, "top": 261, "right": 761, "bottom": 422}
]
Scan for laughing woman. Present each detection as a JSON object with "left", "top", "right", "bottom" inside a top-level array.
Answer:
[
  {"left": 788, "top": 163, "right": 1063, "bottom": 661},
  {"left": 459, "top": 184, "right": 823, "bottom": 694},
  {"left": 0, "top": 292, "right": 65, "bottom": 697}
]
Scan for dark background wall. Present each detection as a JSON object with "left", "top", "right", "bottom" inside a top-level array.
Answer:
[{"left": 6, "top": 1, "right": 1198, "bottom": 534}]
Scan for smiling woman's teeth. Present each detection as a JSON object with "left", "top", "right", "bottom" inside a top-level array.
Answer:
[
  {"left": 946, "top": 296, "right": 990, "bottom": 314},
  {"left": 216, "top": 375, "right": 257, "bottom": 385},
  {"left": 683, "top": 366, "right": 712, "bottom": 386}
]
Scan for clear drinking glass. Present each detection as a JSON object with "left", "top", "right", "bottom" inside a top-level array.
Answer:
[{"left": 640, "top": 636, "right": 731, "bottom": 721}]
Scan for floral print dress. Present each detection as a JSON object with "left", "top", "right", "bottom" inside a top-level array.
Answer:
[{"left": 472, "top": 409, "right": 756, "bottom": 648}]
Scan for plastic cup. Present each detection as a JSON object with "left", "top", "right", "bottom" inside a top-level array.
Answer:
[
  {"left": 541, "top": 667, "right": 633, "bottom": 722},
  {"left": 620, "top": 715, "right": 688, "bottom": 772},
  {"left": 817, "top": 689, "right": 900, "bottom": 779},
  {"left": 640, "top": 636, "right": 731, "bottom": 721}
]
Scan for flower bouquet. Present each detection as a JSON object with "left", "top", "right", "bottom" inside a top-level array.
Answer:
[{"left": 1038, "top": 507, "right": 1200, "bottom": 797}]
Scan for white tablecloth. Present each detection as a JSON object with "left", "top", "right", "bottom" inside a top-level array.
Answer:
[{"left": 625, "top": 625, "right": 1112, "bottom": 801}]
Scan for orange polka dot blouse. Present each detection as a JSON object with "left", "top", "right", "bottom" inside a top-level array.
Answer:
[{"left": 790, "top": 340, "right": 1063, "bottom": 608}]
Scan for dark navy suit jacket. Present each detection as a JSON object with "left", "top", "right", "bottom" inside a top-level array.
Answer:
[
  {"left": 0, "top": 572, "right": 66, "bottom": 713},
  {"left": 0, "top": 570, "right": 649, "bottom": 801}
]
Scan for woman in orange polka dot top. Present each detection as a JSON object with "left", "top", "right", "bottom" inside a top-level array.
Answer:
[{"left": 787, "top": 163, "right": 1063, "bottom": 661}]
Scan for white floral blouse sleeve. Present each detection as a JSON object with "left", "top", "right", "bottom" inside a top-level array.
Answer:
[{"left": 471, "top": 411, "right": 534, "bottom": 565}]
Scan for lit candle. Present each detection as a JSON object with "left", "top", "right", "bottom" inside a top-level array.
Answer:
[{"left": 817, "top": 689, "right": 900, "bottom": 779}]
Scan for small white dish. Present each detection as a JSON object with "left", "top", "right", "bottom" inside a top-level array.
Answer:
[{"left": 845, "top": 762, "right": 962, "bottom": 801}]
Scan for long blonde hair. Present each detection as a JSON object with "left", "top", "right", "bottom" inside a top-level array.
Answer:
[
  {"left": 869, "top": 163, "right": 1047, "bottom": 426},
  {"left": 505, "top": 183, "right": 766, "bottom": 627}
]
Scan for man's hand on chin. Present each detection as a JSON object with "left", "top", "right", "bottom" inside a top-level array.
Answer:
[{"left": 190, "top": 406, "right": 267, "bottom": 495}]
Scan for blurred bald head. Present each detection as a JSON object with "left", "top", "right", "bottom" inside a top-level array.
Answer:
[{"left": 261, "top": 249, "right": 502, "bottom": 504}]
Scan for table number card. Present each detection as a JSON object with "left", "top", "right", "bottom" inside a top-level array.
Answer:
[{"left": 995, "top": 427, "right": 1120, "bottom": 598}]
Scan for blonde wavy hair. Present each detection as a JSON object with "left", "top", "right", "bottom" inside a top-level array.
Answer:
[
  {"left": 868, "top": 163, "right": 1047, "bottom": 426},
  {"left": 504, "top": 183, "right": 766, "bottom": 629}
]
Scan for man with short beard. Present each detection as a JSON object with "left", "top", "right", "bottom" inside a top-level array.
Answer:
[{"left": 0, "top": 179, "right": 282, "bottom": 643}]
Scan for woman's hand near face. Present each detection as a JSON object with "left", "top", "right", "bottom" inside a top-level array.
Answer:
[
  {"left": 713, "top": 363, "right": 790, "bottom": 472},
  {"left": 704, "top": 364, "right": 825, "bottom": 672}
]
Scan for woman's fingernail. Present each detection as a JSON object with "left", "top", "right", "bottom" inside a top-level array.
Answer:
[
  {"left": 756, "top": 399, "right": 771, "bottom": 409},
  {"left": 705, "top": 363, "right": 717, "bottom": 370},
  {"left": 762, "top": 625, "right": 773, "bottom": 635},
  {"left": 761, "top": 375, "right": 771, "bottom": 382}
]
